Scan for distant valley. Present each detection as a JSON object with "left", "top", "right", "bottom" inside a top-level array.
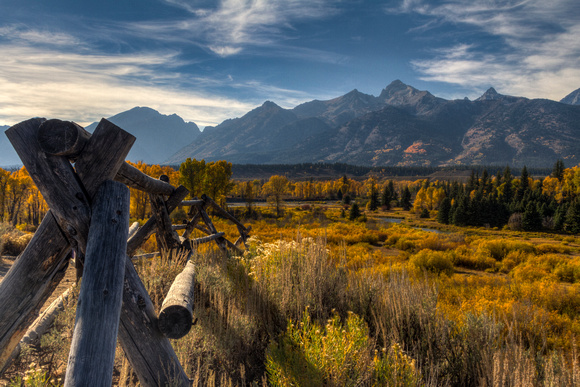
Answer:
[{"left": 2, "top": 81, "right": 580, "bottom": 168}]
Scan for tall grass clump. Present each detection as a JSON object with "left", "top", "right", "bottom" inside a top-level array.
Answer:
[
  {"left": 266, "top": 311, "right": 422, "bottom": 386},
  {"left": 0, "top": 222, "right": 32, "bottom": 256}
]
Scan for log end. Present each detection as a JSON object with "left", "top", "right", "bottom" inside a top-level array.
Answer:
[
  {"left": 158, "top": 305, "right": 193, "bottom": 339},
  {"left": 37, "top": 119, "right": 89, "bottom": 156}
]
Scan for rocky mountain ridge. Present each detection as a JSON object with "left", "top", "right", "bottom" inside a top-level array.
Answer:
[
  {"left": 86, "top": 106, "right": 201, "bottom": 164},
  {"left": 166, "top": 81, "right": 580, "bottom": 167}
]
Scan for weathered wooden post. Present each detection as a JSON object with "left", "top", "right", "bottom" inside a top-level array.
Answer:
[
  {"left": 1, "top": 118, "right": 191, "bottom": 385},
  {"left": 64, "top": 180, "right": 129, "bottom": 386},
  {"left": 158, "top": 260, "right": 196, "bottom": 339},
  {"left": 149, "top": 193, "right": 180, "bottom": 252}
]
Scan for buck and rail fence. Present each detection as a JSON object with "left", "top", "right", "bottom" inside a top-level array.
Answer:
[{"left": 0, "top": 118, "right": 250, "bottom": 386}]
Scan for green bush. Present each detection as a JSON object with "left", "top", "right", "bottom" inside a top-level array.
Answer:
[{"left": 266, "top": 311, "right": 421, "bottom": 386}]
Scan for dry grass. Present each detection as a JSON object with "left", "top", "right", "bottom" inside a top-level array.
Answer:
[{"left": 3, "top": 206, "right": 580, "bottom": 386}]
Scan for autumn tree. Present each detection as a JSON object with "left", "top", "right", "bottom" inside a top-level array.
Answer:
[
  {"left": 0, "top": 168, "right": 9, "bottom": 222},
  {"left": 179, "top": 158, "right": 206, "bottom": 199},
  {"left": 263, "top": 175, "right": 289, "bottom": 217},
  {"left": 243, "top": 181, "right": 255, "bottom": 215},
  {"left": 204, "top": 160, "right": 233, "bottom": 206},
  {"left": 6, "top": 167, "right": 31, "bottom": 226}
]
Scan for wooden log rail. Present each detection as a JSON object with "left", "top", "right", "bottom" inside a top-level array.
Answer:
[
  {"left": 1, "top": 118, "right": 190, "bottom": 386},
  {"left": 2, "top": 117, "right": 251, "bottom": 385},
  {"left": 149, "top": 191, "right": 181, "bottom": 252},
  {"left": 158, "top": 260, "right": 196, "bottom": 339},
  {"left": 64, "top": 180, "right": 129, "bottom": 386}
]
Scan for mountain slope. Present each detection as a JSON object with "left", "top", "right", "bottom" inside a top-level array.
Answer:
[
  {"left": 167, "top": 101, "right": 306, "bottom": 164},
  {"left": 166, "top": 82, "right": 580, "bottom": 167},
  {"left": 293, "top": 89, "right": 383, "bottom": 126},
  {"left": 561, "top": 88, "right": 580, "bottom": 105},
  {"left": 86, "top": 107, "right": 200, "bottom": 164}
]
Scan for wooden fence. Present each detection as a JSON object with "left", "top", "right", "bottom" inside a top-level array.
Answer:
[{"left": 0, "top": 118, "right": 250, "bottom": 386}]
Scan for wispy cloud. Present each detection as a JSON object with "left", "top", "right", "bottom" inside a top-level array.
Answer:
[
  {"left": 133, "top": 0, "right": 340, "bottom": 57},
  {"left": 388, "top": 0, "right": 580, "bottom": 99},
  {"left": 0, "top": 39, "right": 259, "bottom": 127}
]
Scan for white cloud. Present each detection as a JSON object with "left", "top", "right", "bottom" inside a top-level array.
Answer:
[
  {"left": 0, "top": 43, "right": 257, "bottom": 127},
  {"left": 389, "top": 0, "right": 580, "bottom": 99}
]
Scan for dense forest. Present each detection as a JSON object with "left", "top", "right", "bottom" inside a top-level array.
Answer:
[{"left": 0, "top": 158, "right": 577, "bottom": 234}]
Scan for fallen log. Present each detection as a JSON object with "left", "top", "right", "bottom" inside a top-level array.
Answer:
[
  {"left": 157, "top": 260, "right": 196, "bottom": 339},
  {"left": 64, "top": 180, "right": 129, "bottom": 387}
]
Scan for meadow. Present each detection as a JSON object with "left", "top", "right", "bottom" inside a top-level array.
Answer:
[{"left": 1, "top": 200, "right": 579, "bottom": 386}]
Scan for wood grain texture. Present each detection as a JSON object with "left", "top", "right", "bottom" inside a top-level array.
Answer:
[
  {"left": 6, "top": 118, "right": 91, "bottom": 250},
  {"left": 64, "top": 181, "right": 129, "bottom": 387},
  {"left": 116, "top": 163, "right": 175, "bottom": 196},
  {"left": 149, "top": 193, "right": 180, "bottom": 252},
  {"left": 74, "top": 119, "right": 135, "bottom": 199},
  {"left": 158, "top": 261, "right": 196, "bottom": 339},
  {"left": 36, "top": 118, "right": 175, "bottom": 196},
  {"left": 37, "top": 119, "right": 91, "bottom": 158},
  {"left": 117, "top": 258, "right": 190, "bottom": 386},
  {"left": 0, "top": 212, "right": 71, "bottom": 372}
]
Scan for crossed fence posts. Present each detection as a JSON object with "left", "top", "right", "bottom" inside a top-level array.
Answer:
[{"left": 0, "top": 118, "right": 250, "bottom": 386}]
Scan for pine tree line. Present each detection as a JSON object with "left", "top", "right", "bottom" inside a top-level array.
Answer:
[{"left": 435, "top": 161, "right": 580, "bottom": 232}]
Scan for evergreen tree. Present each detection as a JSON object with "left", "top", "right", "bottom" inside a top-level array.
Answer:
[
  {"left": 482, "top": 169, "right": 493, "bottom": 194},
  {"left": 343, "top": 194, "right": 351, "bottom": 205},
  {"left": 502, "top": 166, "right": 513, "bottom": 204},
  {"left": 522, "top": 202, "right": 542, "bottom": 231},
  {"left": 552, "top": 159, "right": 565, "bottom": 181},
  {"left": 452, "top": 196, "right": 470, "bottom": 226},
  {"left": 391, "top": 180, "right": 399, "bottom": 204},
  {"left": 381, "top": 181, "right": 393, "bottom": 209},
  {"left": 554, "top": 203, "right": 568, "bottom": 231},
  {"left": 349, "top": 202, "right": 361, "bottom": 220},
  {"left": 401, "top": 186, "right": 412, "bottom": 211},
  {"left": 368, "top": 180, "right": 380, "bottom": 211},
  {"left": 564, "top": 200, "right": 580, "bottom": 234},
  {"left": 466, "top": 170, "right": 476, "bottom": 193},
  {"left": 437, "top": 197, "right": 451, "bottom": 224},
  {"left": 515, "top": 166, "right": 530, "bottom": 203}
]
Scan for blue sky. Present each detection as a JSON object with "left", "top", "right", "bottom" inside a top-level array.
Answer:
[{"left": 0, "top": 0, "right": 578, "bottom": 128}]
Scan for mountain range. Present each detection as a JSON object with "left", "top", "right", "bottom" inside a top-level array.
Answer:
[
  {"left": 0, "top": 107, "right": 200, "bottom": 168},
  {"left": 167, "top": 81, "right": 580, "bottom": 168},
  {"left": 85, "top": 106, "right": 201, "bottom": 164},
  {"left": 2, "top": 82, "right": 580, "bottom": 168}
]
